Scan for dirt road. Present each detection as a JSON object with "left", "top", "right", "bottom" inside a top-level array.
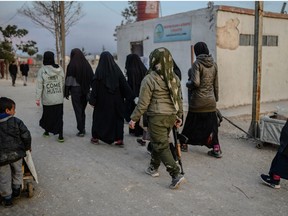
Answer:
[{"left": 1, "top": 79, "right": 287, "bottom": 216}]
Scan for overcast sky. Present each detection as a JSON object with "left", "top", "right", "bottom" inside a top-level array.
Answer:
[{"left": 0, "top": 1, "right": 286, "bottom": 56}]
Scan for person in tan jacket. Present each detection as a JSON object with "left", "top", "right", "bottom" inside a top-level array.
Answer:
[{"left": 129, "top": 47, "right": 185, "bottom": 189}]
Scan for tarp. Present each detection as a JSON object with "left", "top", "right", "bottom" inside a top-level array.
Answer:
[{"left": 260, "top": 116, "right": 286, "bottom": 145}]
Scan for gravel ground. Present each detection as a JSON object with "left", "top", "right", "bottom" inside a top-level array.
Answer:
[{"left": 0, "top": 78, "right": 287, "bottom": 216}]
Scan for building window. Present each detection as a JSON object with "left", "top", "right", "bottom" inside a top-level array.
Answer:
[{"left": 239, "top": 34, "right": 278, "bottom": 46}]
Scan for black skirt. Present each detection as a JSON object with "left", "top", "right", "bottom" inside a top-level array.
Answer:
[
  {"left": 181, "top": 111, "right": 219, "bottom": 148},
  {"left": 40, "top": 104, "right": 63, "bottom": 135},
  {"left": 269, "top": 152, "right": 288, "bottom": 180}
]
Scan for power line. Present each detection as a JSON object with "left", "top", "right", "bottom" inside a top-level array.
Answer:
[
  {"left": 0, "top": 2, "right": 27, "bottom": 26},
  {"left": 97, "top": 2, "right": 122, "bottom": 16}
]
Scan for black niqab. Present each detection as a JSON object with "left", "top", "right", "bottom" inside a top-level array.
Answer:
[
  {"left": 125, "top": 54, "right": 147, "bottom": 97},
  {"left": 94, "top": 51, "right": 122, "bottom": 94},
  {"left": 66, "top": 48, "right": 94, "bottom": 94}
]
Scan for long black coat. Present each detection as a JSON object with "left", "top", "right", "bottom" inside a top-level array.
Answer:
[
  {"left": 89, "top": 73, "right": 134, "bottom": 144},
  {"left": 269, "top": 120, "right": 288, "bottom": 179}
]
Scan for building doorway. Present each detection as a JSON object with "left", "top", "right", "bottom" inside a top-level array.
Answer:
[{"left": 130, "top": 41, "right": 143, "bottom": 56}]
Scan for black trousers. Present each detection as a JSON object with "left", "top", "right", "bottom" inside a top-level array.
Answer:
[
  {"left": 70, "top": 86, "right": 88, "bottom": 133},
  {"left": 10, "top": 73, "right": 16, "bottom": 85}
]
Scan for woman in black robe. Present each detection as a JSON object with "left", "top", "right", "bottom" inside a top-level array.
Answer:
[
  {"left": 89, "top": 51, "right": 134, "bottom": 146},
  {"left": 124, "top": 54, "right": 147, "bottom": 136},
  {"left": 65, "top": 48, "right": 94, "bottom": 137},
  {"left": 261, "top": 120, "right": 288, "bottom": 189}
]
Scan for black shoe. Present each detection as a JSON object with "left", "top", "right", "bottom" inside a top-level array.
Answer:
[
  {"left": 2, "top": 197, "right": 13, "bottom": 208},
  {"left": 76, "top": 130, "right": 86, "bottom": 137},
  {"left": 43, "top": 131, "right": 50, "bottom": 137},
  {"left": 137, "top": 138, "right": 146, "bottom": 146},
  {"left": 12, "top": 188, "right": 21, "bottom": 199},
  {"left": 169, "top": 174, "right": 185, "bottom": 189},
  {"left": 58, "top": 136, "right": 65, "bottom": 143},
  {"left": 260, "top": 174, "right": 280, "bottom": 189}
]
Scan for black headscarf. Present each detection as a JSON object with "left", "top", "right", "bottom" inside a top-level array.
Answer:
[
  {"left": 66, "top": 48, "right": 94, "bottom": 94},
  {"left": 43, "top": 51, "right": 59, "bottom": 68},
  {"left": 94, "top": 51, "right": 123, "bottom": 94},
  {"left": 194, "top": 42, "right": 209, "bottom": 57},
  {"left": 125, "top": 54, "right": 147, "bottom": 97},
  {"left": 173, "top": 59, "right": 182, "bottom": 81}
]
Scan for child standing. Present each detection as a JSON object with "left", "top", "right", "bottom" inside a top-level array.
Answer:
[{"left": 0, "top": 97, "right": 32, "bottom": 207}]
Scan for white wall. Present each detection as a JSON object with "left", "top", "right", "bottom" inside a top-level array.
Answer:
[{"left": 216, "top": 11, "right": 288, "bottom": 108}]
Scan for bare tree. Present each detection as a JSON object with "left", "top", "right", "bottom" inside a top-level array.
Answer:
[
  {"left": 19, "top": 1, "right": 84, "bottom": 64},
  {"left": 114, "top": 1, "right": 137, "bottom": 41}
]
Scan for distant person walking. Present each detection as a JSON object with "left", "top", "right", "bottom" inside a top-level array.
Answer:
[
  {"left": 0, "top": 61, "right": 5, "bottom": 79},
  {"left": 129, "top": 47, "right": 185, "bottom": 189},
  {"left": 65, "top": 48, "right": 94, "bottom": 137},
  {"left": 35, "top": 51, "right": 65, "bottom": 142},
  {"left": 180, "top": 42, "right": 222, "bottom": 158},
  {"left": 261, "top": 119, "right": 288, "bottom": 189},
  {"left": 9, "top": 61, "right": 18, "bottom": 87},
  {"left": 124, "top": 53, "right": 147, "bottom": 137},
  {"left": 20, "top": 61, "right": 29, "bottom": 86},
  {"left": 89, "top": 51, "right": 134, "bottom": 146}
]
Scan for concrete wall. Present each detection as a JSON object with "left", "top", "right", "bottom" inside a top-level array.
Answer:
[
  {"left": 117, "top": 6, "right": 288, "bottom": 110},
  {"left": 216, "top": 10, "right": 288, "bottom": 108}
]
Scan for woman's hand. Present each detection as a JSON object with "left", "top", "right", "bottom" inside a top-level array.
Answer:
[
  {"left": 174, "top": 117, "right": 182, "bottom": 128},
  {"left": 36, "top": 100, "right": 40, "bottom": 106},
  {"left": 129, "top": 120, "right": 136, "bottom": 129}
]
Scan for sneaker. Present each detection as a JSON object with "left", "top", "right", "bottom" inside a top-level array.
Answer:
[
  {"left": 207, "top": 149, "right": 222, "bottom": 158},
  {"left": 12, "top": 188, "right": 21, "bottom": 199},
  {"left": 145, "top": 166, "right": 159, "bottom": 177},
  {"left": 91, "top": 137, "right": 99, "bottom": 144},
  {"left": 58, "top": 137, "right": 65, "bottom": 143},
  {"left": 2, "top": 197, "right": 13, "bottom": 208},
  {"left": 137, "top": 138, "right": 146, "bottom": 146},
  {"left": 76, "top": 130, "right": 86, "bottom": 137},
  {"left": 169, "top": 174, "right": 185, "bottom": 189},
  {"left": 43, "top": 131, "right": 50, "bottom": 137},
  {"left": 260, "top": 174, "right": 280, "bottom": 189}
]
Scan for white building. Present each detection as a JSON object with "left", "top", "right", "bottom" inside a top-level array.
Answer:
[{"left": 117, "top": 5, "right": 288, "bottom": 110}]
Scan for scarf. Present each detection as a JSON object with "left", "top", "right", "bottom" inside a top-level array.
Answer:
[
  {"left": 43, "top": 51, "right": 59, "bottom": 68},
  {"left": 66, "top": 48, "right": 94, "bottom": 94},
  {"left": 94, "top": 51, "right": 122, "bottom": 94},
  {"left": 148, "top": 47, "right": 180, "bottom": 111},
  {"left": 125, "top": 54, "right": 147, "bottom": 97}
]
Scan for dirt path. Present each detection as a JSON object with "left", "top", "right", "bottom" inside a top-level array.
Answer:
[{"left": 1, "top": 79, "right": 287, "bottom": 216}]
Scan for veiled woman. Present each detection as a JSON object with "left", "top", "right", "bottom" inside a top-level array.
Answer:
[
  {"left": 124, "top": 54, "right": 147, "bottom": 136},
  {"left": 65, "top": 48, "right": 94, "bottom": 137},
  {"left": 180, "top": 42, "right": 222, "bottom": 158},
  {"left": 35, "top": 51, "right": 65, "bottom": 142},
  {"left": 89, "top": 51, "right": 134, "bottom": 146}
]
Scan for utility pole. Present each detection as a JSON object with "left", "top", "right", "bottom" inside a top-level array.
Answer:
[
  {"left": 248, "top": 1, "right": 263, "bottom": 138},
  {"left": 60, "top": 1, "right": 65, "bottom": 73}
]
